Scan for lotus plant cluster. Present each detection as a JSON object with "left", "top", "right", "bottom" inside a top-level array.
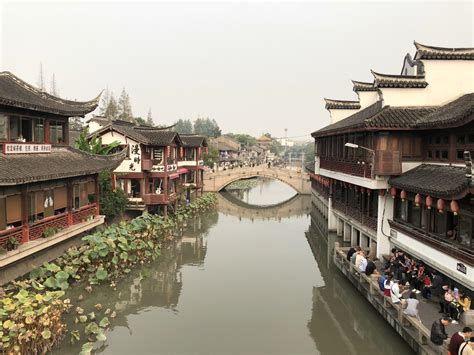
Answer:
[{"left": 0, "top": 193, "right": 217, "bottom": 354}]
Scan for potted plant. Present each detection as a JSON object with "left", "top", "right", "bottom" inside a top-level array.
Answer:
[{"left": 6, "top": 236, "right": 19, "bottom": 251}]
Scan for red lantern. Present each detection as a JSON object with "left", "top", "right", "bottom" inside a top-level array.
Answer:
[
  {"left": 437, "top": 199, "right": 445, "bottom": 213},
  {"left": 400, "top": 190, "right": 407, "bottom": 201},
  {"left": 415, "top": 194, "right": 422, "bottom": 207},
  {"left": 390, "top": 187, "right": 397, "bottom": 199},
  {"left": 450, "top": 200, "right": 459, "bottom": 215},
  {"left": 426, "top": 196, "right": 433, "bottom": 209}
]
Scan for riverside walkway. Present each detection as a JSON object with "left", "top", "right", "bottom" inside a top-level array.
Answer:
[
  {"left": 333, "top": 244, "right": 467, "bottom": 355},
  {"left": 203, "top": 166, "right": 311, "bottom": 194}
]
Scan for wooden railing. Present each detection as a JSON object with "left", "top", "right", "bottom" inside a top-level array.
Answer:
[
  {"left": 0, "top": 227, "right": 22, "bottom": 247},
  {"left": 332, "top": 200, "right": 377, "bottom": 232},
  {"left": 320, "top": 150, "right": 402, "bottom": 178},
  {"left": 29, "top": 213, "right": 69, "bottom": 241},
  {"left": 390, "top": 220, "right": 474, "bottom": 266},
  {"left": 72, "top": 205, "right": 97, "bottom": 225}
]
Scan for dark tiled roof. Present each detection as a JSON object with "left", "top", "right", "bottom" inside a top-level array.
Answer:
[
  {"left": 371, "top": 70, "right": 428, "bottom": 88},
  {"left": 93, "top": 122, "right": 182, "bottom": 146},
  {"left": 86, "top": 115, "right": 109, "bottom": 124},
  {"left": 414, "top": 41, "right": 474, "bottom": 60},
  {"left": 389, "top": 164, "right": 469, "bottom": 199},
  {"left": 0, "top": 146, "right": 125, "bottom": 185},
  {"left": 324, "top": 98, "right": 361, "bottom": 110},
  {"left": 312, "top": 94, "right": 473, "bottom": 137},
  {"left": 352, "top": 80, "right": 377, "bottom": 92},
  {"left": 413, "top": 93, "right": 474, "bottom": 128},
  {"left": 179, "top": 134, "right": 208, "bottom": 148},
  {"left": 0, "top": 72, "right": 100, "bottom": 116}
]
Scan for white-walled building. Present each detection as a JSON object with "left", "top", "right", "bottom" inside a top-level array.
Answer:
[{"left": 310, "top": 42, "right": 474, "bottom": 290}]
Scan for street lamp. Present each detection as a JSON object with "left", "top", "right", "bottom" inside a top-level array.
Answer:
[{"left": 344, "top": 142, "right": 375, "bottom": 179}]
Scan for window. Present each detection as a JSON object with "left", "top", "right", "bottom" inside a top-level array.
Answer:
[
  {"left": 0, "top": 115, "right": 8, "bottom": 141},
  {"left": 434, "top": 210, "right": 447, "bottom": 236},
  {"left": 28, "top": 191, "right": 44, "bottom": 223},
  {"left": 408, "top": 201, "right": 421, "bottom": 228},
  {"left": 34, "top": 119, "right": 44, "bottom": 143},
  {"left": 153, "top": 148, "right": 164, "bottom": 163},
  {"left": 458, "top": 215, "right": 473, "bottom": 249},
  {"left": 73, "top": 185, "right": 80, "bottom": 209},
  {"left": 0, "top": 198, "right": 6, "bottom": 230},
  {"left": 50, "top": 120, "right": 65, "bottom": 144}
]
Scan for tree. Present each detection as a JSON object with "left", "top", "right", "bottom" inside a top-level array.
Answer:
[
  {"left": 69, "top": 117, "right": 84, "bottom": 130},
  {"left": 226, "top": 133, "right": 257, "bottom": 147},
  {"left": 104, "top": 93, "right": 119, "bottom": 121},
  {"left": 203, "top": 146, "right": 219, "bottom": 168},
  {"left": 74, "top": 128, "right": 121, "bottom": 155},
  {"left": 37, "top": 62, "right": 45, "bottom": 91},
  {"left": 147, "top": 108, "right": 154, "bottom": 126},
  {"left": 174, "top": 119, "right": 193, "bottom": 134},
  {"left": 135, "top": 117, "right": 153, "bottom": 127},
  {"left": 193, "top": 117, "right": 221, "bottom": 137},
  {"left": 99, "top": 88, "right": 110, "bottom": 116},
  {"left": 118, "top": 88, "right": 133, "bottom": 122},
  {"left": 98, "top": 170, "right": 129, "bottom": 221},
  {"left": 50, "top": 73, "right": 59, "bottom": 96}
]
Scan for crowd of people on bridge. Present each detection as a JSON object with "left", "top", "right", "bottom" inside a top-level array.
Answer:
[{"left": 346, "top": 246, "right": 473, "bottom": 353}]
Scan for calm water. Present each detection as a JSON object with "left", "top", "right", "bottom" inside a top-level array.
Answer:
[{"left": 56, "top": 179, "right": 412, "bottom": 355}]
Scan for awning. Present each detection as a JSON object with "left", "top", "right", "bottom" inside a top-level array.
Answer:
[
  {"left": 169, "top": 173, "right": 180, "bottom": 179},
  {"left": 177, "top": 168, "right": 189, "bottom": 174}
]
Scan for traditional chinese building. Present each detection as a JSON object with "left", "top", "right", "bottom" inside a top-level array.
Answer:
[
  {"left": 0, "top": 71, "right": 124, "bottom": 251},
  {"left": 93, "top": 122, "right": 207, "bottom": 215},
  {"left": 310, "top": 42, "right": 474, "bottom": 289},
  {"left": 179, "top": 134, "right": 208, "bottom": 201}
]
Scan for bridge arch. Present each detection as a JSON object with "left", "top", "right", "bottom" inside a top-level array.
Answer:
[{"left": 203, "top": 167, "right": 311, "bottom": 195}]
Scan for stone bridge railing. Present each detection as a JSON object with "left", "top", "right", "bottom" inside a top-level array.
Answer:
[{"left": 203, "top": 166, "right": 311, "bottom": 194}]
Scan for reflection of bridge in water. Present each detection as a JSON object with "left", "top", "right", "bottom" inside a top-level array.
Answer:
[{"left": 217, "top": 192, "right": 311, "bottom": 221}]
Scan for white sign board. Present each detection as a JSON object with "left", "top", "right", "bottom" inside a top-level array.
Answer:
[{"left": 3, "top": 143, "right": 52, "bottom": 154}]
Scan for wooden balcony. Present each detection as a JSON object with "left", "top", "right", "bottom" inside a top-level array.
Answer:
[
  {"left": 332, "top": 200, "right": 377, "bottom": 232},
  {"left": 319, "top": 150, "right": 401, "bottom": 178},
  {"left": 142, "top": 193, "right": 177, "bottom": 205}
]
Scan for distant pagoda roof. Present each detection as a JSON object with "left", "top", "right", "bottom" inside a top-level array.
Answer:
[
  {"left": 0, "top": 71, "right": 100, "bottom": 116},
  {"left": 352, "top": 80, "right": 377, "bottom": 92},
  {"left": 0, "top": 146, "right": 125, "bottom": 185},
  {"left": 257, "top": 134, "right": 272, "bottom": 142},
  {"left": 414, "top": 41, "right": 474, "bottom": 60},
  {"left": 371, "top": 70, "right": 428, "bottom": 88},
  {"left": 324, "top": 98, "right": 361, "bottom": 110}
]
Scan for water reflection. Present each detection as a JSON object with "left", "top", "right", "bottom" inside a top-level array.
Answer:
[
  {"left": 226, "top": 177, "right": 297, "bottom": 205},
  {"left": 55, "top": 180, "right": 411, "bottom": 355},
  {"left": 306, "top": 203, "right": 414, "bottom": 354}
]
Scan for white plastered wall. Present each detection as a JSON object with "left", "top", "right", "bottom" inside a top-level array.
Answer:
[
  {"left": 100, "top": 131, "right": 141, "bottom": 173},
  {"left": 381, "top": 60, "right": 474, "bottom": 107},
  {"left": 329, "top": 108, "right": 361, "bottom": 124},
  {"left": 357, "top": 91, "right": 380, "bottom": 109}
]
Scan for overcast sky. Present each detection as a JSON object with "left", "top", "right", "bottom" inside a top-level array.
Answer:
[{"left": 1, "top": 1, "right": 473, "bottom": 139}]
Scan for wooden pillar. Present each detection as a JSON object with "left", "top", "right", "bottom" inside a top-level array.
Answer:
[
  {"left": 94, "top": 174, "right": 100, "bottom": 216},
  {"left": 163, "top": 146, "right": 169, "bottom": 218},
  {"left": 20, "top": 186, "right": 29, "bottom": 244},
  {"left": 67, "top": 181, "right": 73, "bottom": 226},
  {"left": 63, "top": 119, "right": 69, "bottom": 146},
  {"left": 44, "top": 119, "right": 51, "bottom": 144}
]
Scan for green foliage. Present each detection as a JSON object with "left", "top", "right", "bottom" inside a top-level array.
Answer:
[
  {"left": 118, "top": 88, "right": 134, "bottom": 122},
  {"left": 270, "top": 139, "right": 284, "bottom": 155},
  {"left": 0, "top": 194, "right": 218, "bottom": 354},
  {"left": 226, "top": 133, "right": 257, "bottom": 147},
  {"left": 193, "top": 117, "right": 221, "bottom": 137},
  {"left": 43, "top": 226, "right": 61, "bottom": 238},
  {"left": 174, "top": 119, "right": 194, "bottom": 134},
  {"left": 98, "top": 170, "right": 128, "bottom": 221},
  {"left": 74, "top": 129, "right": 121, "bottom": 155},
  {"left": 204, "top": 146, "right": 219, "bottom": 168}
]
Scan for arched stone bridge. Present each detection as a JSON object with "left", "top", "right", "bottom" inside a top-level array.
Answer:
[{"left": 203, "top": 166, "right": 311, "bottom": 194}]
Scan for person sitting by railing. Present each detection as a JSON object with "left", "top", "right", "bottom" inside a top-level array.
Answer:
[
  {"left": 384, "top": 275, "right": 393, "bottom": 298},
  {"left": 450, "top": 292, "right": 471, "bottom": 322},
  {"left": 404, "top": 292, "right": 420, "bottom": 321},
  {"left": 365, "top": 257, "right": 380, "bottom": 277},
  {"left": 391, "top": 279, "right": 402, "bottom": 305}
]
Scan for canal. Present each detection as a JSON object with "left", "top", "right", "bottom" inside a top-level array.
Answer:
[{"left": 56, "top": 178, "right": 412, "bottom": 354}]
